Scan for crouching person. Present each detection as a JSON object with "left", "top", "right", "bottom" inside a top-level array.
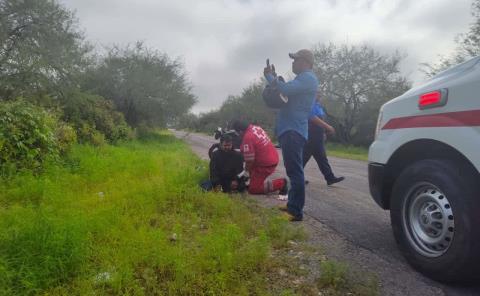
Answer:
[
  {"left": 232, "top": 120, "right": 288, "bottom": 195},
  {"left": 208, "top": 135, "right": 246, "bottom": 193}
]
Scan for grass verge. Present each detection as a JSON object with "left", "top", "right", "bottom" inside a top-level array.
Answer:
[
  {"left": 325, "top": 142, "right": 368, "bottom": 161},
  {"left": 0, "top": 131, "right": 377, "bottom": 295},
  {"left": 0, "top": 132, "right": 304, "bottom": 295}
]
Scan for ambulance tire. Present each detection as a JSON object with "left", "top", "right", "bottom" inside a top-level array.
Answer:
[{"left": 390, "top": 159, "right": 480, "bottom": 283}]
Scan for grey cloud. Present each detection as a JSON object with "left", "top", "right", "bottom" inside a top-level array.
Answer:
[{"left": 59, "top": 0, "right": 473, "bottom": 113}]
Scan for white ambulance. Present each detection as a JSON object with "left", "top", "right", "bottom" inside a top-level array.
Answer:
[{"left": 368, "top": 56, "right": 480, "bottom": 282}]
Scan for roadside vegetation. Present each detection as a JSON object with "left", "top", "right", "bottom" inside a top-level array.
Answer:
[
  {"left": 0, "top": 132, "right": 294, "bottom": 294},
  {"left": 0, "top": 132, "right": 378, "bottom": 295},
  {"left": 325, "top": 143, "right": 368, "bottom": 162},
  {"left": 3, "top": 0, "right": 480, "bottom": 293},
  {"left": 0, "top": 1, "right": 379, "bottom": 294}
]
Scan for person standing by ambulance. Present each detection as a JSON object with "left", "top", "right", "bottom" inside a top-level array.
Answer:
[
  {"left": 264, "top": 49, "right": 318, "bottom": 221},
  {"left": 304, "top": 92, "right": 345, "bottom": 186}
]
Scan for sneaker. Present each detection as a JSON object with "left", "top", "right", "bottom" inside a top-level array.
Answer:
[
  {"left": 281, "top": 211, "right": 303, "bottom": 222},
  {"left": 278, "top": 178, "right": 289, "bottom": 195},
  {"left": 327, "top": 176, "right": 345, "bottom": 186}
]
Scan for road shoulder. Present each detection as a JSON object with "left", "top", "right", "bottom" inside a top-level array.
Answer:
[{"left": 249, "top": 194, "right": 445, "bottom": 296}]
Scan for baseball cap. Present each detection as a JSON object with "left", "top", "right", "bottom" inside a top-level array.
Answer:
[{"left": 289, "top": 49, "right": 314, "bottom": 65}]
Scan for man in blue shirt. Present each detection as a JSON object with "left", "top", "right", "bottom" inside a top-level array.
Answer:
[
  {"left": 264, "top": 49, "right": 318, "bottom": 221},
  {"left": 305, "top": 93, "right": 345, "bottom": 185}
]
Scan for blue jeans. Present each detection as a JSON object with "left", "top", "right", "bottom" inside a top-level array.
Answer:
[{"left": 279, "top": 130, "right": 306, "bottom": 219}]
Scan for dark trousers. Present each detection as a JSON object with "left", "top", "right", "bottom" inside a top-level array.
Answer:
[
  {"left": 279, "top": 130, "right": 306, "bottom": 219},
  {"left": 303, "top": 135, "right": 335, "bottom": 182}
]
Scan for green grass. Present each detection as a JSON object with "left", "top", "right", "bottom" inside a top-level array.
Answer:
[
  {"left": 318, "top": 260, "right": 379, "bottom": 296},
  {"left": 0, "top": 131, "right": 379, "bottom": 295},
  {"left": 325, "top": 143, "right": 369, "bottom": 161},
  {"left": 0, "top": 132, "right": 302, "bottom": 295}
]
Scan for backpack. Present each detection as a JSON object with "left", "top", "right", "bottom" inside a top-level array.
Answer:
[{"left": 262, "top": 78, "right": 288, "bottom": 109}]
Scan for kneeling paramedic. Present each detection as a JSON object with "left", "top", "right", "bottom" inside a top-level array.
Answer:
[{"left": 232, "top": 120, "right": 288, "bottom": 195}]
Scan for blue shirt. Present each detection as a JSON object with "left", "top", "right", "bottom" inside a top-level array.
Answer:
[
  {"left": 265, "top": 70, "right": 318, "bottom": 140},
  {"left": 309, "top": 101, "right": 325, "bottom": 119},
  {"left": 308, "top": 101, "right": 326, "bottom": 140}
]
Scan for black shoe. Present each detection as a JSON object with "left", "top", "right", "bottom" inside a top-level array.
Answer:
[
  {"left": 327, "top": 176, "right": 345, "bottom": 186},
  {"left": 282, "top": 211, "right": 303, "bottom": 222},
  {"left": 279, "top": 178, "right": 289, "bottom": 195}
]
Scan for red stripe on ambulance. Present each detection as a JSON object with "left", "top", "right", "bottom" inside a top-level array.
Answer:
[{"left": 382, "top": 109, "right": 480, "bottom": 130}]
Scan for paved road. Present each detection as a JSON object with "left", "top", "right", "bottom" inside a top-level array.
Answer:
[{"left": 173, "top": 130, "right": 480, "bottom": 296}]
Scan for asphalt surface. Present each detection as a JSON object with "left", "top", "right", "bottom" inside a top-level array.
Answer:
[{"left": 173, "top": 130, "right": 480, "bottom": 296}]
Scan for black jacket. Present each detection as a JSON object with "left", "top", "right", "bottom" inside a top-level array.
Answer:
[{"left": 209, "top": 149, "right": 244, "bottom": 187}]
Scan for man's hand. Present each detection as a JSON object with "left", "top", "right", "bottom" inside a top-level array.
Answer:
[
  {"left": 310, "top": 116, "right": 335, "bottom": 134},
  {"left": 325, "top": 124, "right": 335, "bottom": 135},
  {"left": 264, "top": 64, "right": 272, "bottom": 76}
]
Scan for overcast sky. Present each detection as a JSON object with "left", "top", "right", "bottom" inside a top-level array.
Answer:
[{"left": 60, "top": 0, "right": 473, "bottom": 114}]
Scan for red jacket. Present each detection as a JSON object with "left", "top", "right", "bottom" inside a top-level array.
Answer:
[{"left": 240, "top": 125, "right": 279, "bottom": 167}]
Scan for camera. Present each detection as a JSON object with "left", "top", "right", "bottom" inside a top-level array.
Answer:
[{"left": 213, "top": 127, "right": 241, "bottom": 149}]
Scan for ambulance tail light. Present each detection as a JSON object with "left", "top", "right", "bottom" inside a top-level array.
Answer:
[{"left": 418, "top": 89, "right": 448, "bottom": 109}]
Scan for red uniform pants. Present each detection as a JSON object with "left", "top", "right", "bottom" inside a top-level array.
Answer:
[{"left": 248, "top": 165, "right": 285, "bottom": 194}]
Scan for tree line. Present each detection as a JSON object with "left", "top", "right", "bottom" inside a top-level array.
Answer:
[
  {"left": 179, "top": 0, "right": 480, "bottom": 146},
  {"left": 2, "top": 0, "right": 480, "bottom": 174},
  {"left": 0, "top": 0, "right": 196, "bottom": 175},
  {"left": 178, "top": 44, "right": 410, "bottom": 146}
]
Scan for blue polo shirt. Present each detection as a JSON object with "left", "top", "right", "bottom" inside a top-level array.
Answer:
[
  {"left": 265, "top": 70, "right": 318, "bottom": 140},
  {"left": 308, "top": 101, "right": 326, "bottom": 141},
  {"left": 309, "top": 101, "right": 325, "bottom": 119}
]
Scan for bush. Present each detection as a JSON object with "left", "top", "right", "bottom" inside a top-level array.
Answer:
[
  {"left": 134, "top": 123, "right": 155, "bottom": 140},
  {"left": 0, "top": 100, "right": 60, "bottom": 175},
  {"left": 55, "top": 123, "right": 77, "bottom": 154},
  {"left": 61, "top": 91, "right": 132, "bottom": 144},
  {"left": 77, "top": 123, "right": 106, "bottom": 147}
]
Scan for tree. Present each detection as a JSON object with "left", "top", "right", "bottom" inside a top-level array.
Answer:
[
  {"left": 61, "top": 90, "right": 131, "bottom": 144},
  {"left": 422, "top": 0, "right": 480, "bottom": 77},
  {"left": 175, "top": 112, "right": 199, "bottom": 131},
  {"left": 217, "top": 80, "right": 275, "bottom": 132},
  {"left": 192, "top": 80, "right": 277, "bottom": 136},
  {"left": 313, "top": 43, "right": 411, "bottom": 144},
  {"left": 0, "top": 0, "right": 90, "bottom": 99},
  {"left": 83, "top": 43, "right": 196, "bottom": 127}
]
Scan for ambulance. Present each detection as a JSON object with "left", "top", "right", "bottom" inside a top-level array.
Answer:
[{"left": 368, "top": 56, "right": 480, "bottom": 282}]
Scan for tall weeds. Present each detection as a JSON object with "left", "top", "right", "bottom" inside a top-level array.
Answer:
[{"left": 0, "top": 132, "right": 299, "bottom": 295}]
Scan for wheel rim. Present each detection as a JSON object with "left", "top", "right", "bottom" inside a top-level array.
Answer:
[{"left": 402, "top": 183, "right": 455, "bottom": 258}]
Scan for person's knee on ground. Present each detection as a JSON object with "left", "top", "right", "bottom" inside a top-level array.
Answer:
[{"left": 248, "top": 177, "right": 285, "bottom": 195}]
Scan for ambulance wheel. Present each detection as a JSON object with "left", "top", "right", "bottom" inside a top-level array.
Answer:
[{"left": 390, "top": 159, "right": 480, "bottom": 282}]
